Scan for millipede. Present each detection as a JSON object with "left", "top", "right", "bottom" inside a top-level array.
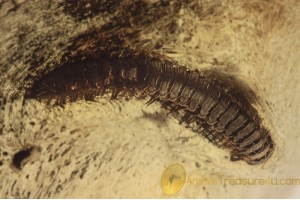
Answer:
[{"left": 26, "top": 56, "right": 274, "bottom": 165}]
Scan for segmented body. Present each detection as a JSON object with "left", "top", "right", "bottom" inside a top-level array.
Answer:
[{"left": 27, "top": 57, "right": 274, "bottom": 165}]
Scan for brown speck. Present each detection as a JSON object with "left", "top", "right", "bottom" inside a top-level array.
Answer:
[{"left": 60, "top": 125, "right": 66, "bottom": 132}]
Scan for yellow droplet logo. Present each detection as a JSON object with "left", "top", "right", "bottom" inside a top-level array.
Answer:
[{"left": 160, "top": 163, "right": 186, "bottom": 195}]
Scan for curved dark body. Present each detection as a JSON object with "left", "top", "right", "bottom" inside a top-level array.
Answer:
[{"left": 27, "top": 57, "right": 274, "bottom": 165}]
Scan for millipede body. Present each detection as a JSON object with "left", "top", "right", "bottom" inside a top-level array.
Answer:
[{"left": 27, "top": 57, "right": 274, "bottom": 165}]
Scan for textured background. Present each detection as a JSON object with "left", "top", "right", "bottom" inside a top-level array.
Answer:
[{"left": 0, "top": 0, "right": 299, "bottom": 198}]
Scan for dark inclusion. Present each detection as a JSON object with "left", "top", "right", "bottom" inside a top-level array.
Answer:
[
  {"left": 12, "top": 147, "right": 34, "bottom": 170},
  {"left": 63, "top": 0, "right": 119, "bottom": 21},
  {"left": 25, "top": 56, "right": 274, "bottom": 165}
]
